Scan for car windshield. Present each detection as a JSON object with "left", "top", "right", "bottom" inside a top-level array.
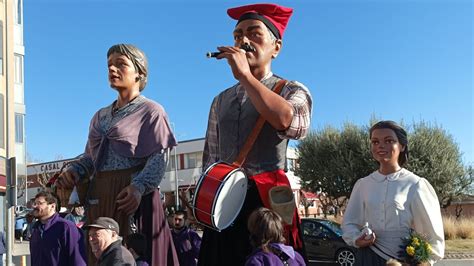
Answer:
[{"left": 319, "top": 220, "right": 342, "bottom": 236}]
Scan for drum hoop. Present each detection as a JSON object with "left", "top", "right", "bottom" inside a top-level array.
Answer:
[
  {"left": 192, "top": 161, "right": 247, "bottom": 230},
  {"left": 192, "top": 161, "right": 221, "bottom": 219},
  {"left": 210, "top": 167, "right": 247, "bottom": 229}
]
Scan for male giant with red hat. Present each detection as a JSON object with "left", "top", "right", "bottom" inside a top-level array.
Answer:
[{"left": 198, "top": 3, "right": 312, "bottom": 265}]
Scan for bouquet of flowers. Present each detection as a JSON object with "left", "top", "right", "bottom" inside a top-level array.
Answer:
[{"left": 399, "top": 229, "right": 432, "bottom": 266}]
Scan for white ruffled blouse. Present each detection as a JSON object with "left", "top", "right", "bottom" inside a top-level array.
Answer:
[{"left": 342, "top": 168, "right": 445, "bottom": 263}]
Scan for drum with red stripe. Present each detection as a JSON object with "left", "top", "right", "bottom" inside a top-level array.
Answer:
[{"left": 192, "top": 162, "right": 247, "bottom": 231}]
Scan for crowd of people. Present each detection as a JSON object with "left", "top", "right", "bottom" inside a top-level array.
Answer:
[{"left": 12, "top": 2, "right": 446, "bottom": 266}]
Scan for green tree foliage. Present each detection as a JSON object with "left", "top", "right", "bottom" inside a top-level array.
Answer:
[
  {"left": 296, "top": 120, "right": 473, "bottom": 210},
  {"left": 295, "top": 123, "right": 377, "bottom": 214},
  {"left": 407, "top": 122, "right": 473, "bottom": 208}
]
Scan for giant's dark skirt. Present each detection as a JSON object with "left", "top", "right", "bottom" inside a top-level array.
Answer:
[
  {"left": 198, "top": 179, "right": 306, "bottom": 266},
  {"left": 135, "top": 189, "right": 179, "bottom": 266}
]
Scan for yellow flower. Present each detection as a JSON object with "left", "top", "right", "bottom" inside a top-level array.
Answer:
[
  {"left": 425, "top": 243, "right": 432, "bottom": 252},
  {"left": 402, "top": 231, "right": 433, "bottom": 263},
  {"left": 411, "top": 237, "right": 420, "bottom": 247},
  {"left": 406, "top": 246, "right": 415, "bottom": 256}
]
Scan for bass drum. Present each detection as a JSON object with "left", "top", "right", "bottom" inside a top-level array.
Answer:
[{"left": 192, "top": 162, "right": 247, "bottom": 231}]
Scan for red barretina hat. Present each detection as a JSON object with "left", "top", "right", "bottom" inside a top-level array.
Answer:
[{"left": 227, "top": 3, "right": 293, "bottom": 39}]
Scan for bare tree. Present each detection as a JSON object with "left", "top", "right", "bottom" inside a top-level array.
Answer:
[
  {"left": 36, "top": 169, "right": 53, "bottom": 189},
  {"left": 16, "top": 177, "right": 26, "bottom": 200},
  {"left": 454, "top": 204, "right": 463, "bottom": 220}
]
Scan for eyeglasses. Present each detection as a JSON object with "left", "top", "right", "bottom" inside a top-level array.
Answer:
[{"left": 33, "top": 201, "right": 48, "bottom": 206}]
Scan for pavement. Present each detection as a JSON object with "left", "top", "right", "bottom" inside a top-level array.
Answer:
[
  {"left": 8, "top": 240, "right": 474, "bottom": 266},
  {"left": 435, "top": 252, "right": 474, "bottom": 266},
  {"left": 4, "top": 240, "right": 30, "bottom": 266},
  {"left": 308, "top": 260, "right": 474, "bottom": 266},
  {"left": 444, "top": 253, "right": 474, "bottom": 260},
  {"left": 434, "top": 259, "right": 474, "bottom": 266},
  {"left": 12, "top": 240, "right": 30, "bottom": 256}
]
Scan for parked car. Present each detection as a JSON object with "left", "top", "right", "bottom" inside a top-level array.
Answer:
[
  {"left": 15, "top": 205, "right": 32, "bottom": 217},
  {"left": 301, "top": 218, "right": 357, "bottom": 266},
  {"left": 15, "top": 216, "right": 28, "bottom": 240},
  {"left": 15, "top": 206, "right": 35, "bottom": 241}
]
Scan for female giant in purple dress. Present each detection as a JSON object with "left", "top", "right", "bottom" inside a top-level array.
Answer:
[{"left": 56, "top": 44, "right": 179, "bottom": 266}]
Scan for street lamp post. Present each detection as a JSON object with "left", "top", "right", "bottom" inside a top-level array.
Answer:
[
  {"left": 170, "top": 123, "right": 180, "bottom": 211},
  {"left": 174, "top": 145, "right": 179, "bottom": 210}
]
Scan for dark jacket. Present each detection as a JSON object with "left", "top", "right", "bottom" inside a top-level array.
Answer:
[
  {"left": 0, "top": 231, "right": 5, "bottom": 254},
  {"left": 98, "top": 239, "right": 136, "bottom": 266},
  {"left": 172, "top": 226, "right": 201, "bottom": 266},
  {"left": 29, "top": 213, "right": 87, "bottom": 266}
]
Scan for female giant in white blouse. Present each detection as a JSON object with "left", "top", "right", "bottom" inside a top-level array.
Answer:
[{"left": 342, "top": 121, "right": 444, "bottom": 265}]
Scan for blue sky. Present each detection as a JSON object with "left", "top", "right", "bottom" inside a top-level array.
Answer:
[{"left": 24, "top": 0, "right": 473, "bottom": 165}]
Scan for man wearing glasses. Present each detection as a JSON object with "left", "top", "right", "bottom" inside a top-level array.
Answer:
[{"left": 29, "top": 191, "right": 87, "bottom": 266}]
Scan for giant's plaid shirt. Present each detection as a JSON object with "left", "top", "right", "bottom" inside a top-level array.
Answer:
[{"left": 203, "top": 72, "right": 313, "bottom": 169}]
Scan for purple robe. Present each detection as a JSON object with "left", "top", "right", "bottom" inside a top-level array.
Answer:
[
  {"left": 245, "top": 243, "right": 306, "bottom": 266},
  {"left": 29, "top": 213, "right": 87, "bottom": 266}
]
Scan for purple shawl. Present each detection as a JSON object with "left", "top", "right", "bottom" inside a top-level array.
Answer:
[{"left": 86, "top": 99, "right": 177, "bottom": 171}]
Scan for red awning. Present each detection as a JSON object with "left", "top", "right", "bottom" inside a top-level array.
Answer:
[
  {"left": 0, "top": 174, "right": 6, "bottom": 193},
  {"left": 301, "top": 190, "right": 318, "bottom": 200}
]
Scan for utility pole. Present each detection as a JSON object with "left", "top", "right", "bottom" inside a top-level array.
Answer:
[
  {"left": 174, "top": 146, "right": 179, "bottom": 210},
  {"left": 171, "top": 123, "right": 179, "bottom": 210}
]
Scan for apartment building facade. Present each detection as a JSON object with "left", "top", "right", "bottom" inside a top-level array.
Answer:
[{"left": 1, "top": 0, "right": 27, "bottom": 229}]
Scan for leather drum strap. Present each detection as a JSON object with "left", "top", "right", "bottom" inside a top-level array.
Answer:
[{"left": 232, "top": 79, "right": 287, "bottom": 167}]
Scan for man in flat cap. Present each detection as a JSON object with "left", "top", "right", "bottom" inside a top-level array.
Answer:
[
  {"left": 199, "top": 3, "right": 312, "bottom": 265},
  {"left": 84, "top": 217, "right": 136, "bottom": 266}
]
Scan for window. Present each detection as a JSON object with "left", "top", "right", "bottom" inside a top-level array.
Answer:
[
  {"left": 14, "top": 54, "right": 23, "bottom": 84},
  {"left": 302, "top": 222, "right": 333, "bottom": 238},
  {"left": 15, "top": 113, "right": 24, "bottom": 143},
  {"left": 166, "top": 154, "right": 176, "bottom": 171},
  {"left": 15, "top": 0, "right": 22, "bottom": 25},
  {"left": 0, "top": 21, "right": 3, "bottom": 75},
  {"left": 186, "top": 152, "right": 202, "bottom": 169},
  {"left": 0, "top": 94, "right": 4, "bottom": 148}
]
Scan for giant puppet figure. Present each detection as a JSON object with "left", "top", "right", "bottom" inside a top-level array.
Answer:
[
  {"left": 198, "top": 3, "right": 312, "bottom": 265},
  {"left": 56, "top": 44, "right": 179, "bottom": 266}
]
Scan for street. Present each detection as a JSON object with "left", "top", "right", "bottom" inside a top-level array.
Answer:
[
  {"left": 8, "top": 240, "right": 474, "bottom": 266},
  {"left": 306, "top": 258, "right": 474, "bottom": 266},
  {"left": 8, "top": 240, "right": 30, "bottom": 266}
]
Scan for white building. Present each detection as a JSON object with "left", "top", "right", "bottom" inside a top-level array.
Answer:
[
  {"left": 161, "top": 138, "right": 302, "bottom": 191},
  {"left": 26, "top": 138, "right": 306, "bottom": 210}
]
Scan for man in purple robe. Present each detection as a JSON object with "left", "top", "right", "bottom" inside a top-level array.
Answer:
[
  {"left": 29, "top": 191, "right": 87, "bottom": 266},
  {"left": 171, "top": 210, "right": 201, "bottom": 266}
]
